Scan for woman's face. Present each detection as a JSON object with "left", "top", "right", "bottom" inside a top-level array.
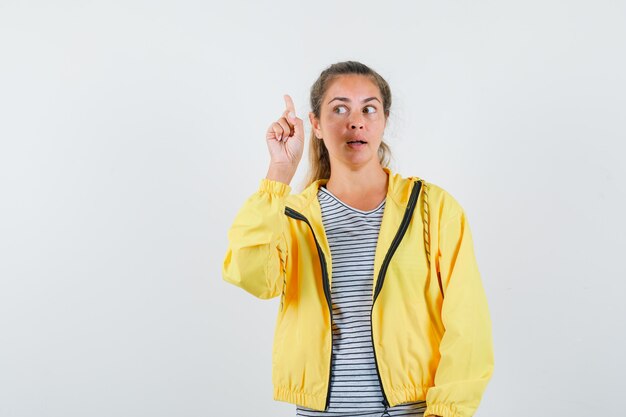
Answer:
[{"left": 309, "top": 74, "right": 387, "bottom": 170}]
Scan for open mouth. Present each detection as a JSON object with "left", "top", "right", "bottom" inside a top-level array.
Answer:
[{"left": 346, "top": 140, "right": 367, "bottom": 144}]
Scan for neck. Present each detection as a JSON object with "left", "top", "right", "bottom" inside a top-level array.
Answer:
[{"left": 325, "top": 162, "right": 388, "bottom": 197}]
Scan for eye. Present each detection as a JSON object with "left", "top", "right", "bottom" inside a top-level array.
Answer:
[
  {"left": 333, "top": 104, "right": 377, "bottom": 114},
  {"left": 363, "top": 105, "right": 377, "bottom": 114}
]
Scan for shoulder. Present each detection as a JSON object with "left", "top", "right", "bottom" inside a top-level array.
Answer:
[{"left": 403, "top": 174, "right": 466, "bottom": 223}]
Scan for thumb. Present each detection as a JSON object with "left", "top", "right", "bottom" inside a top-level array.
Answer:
[{"left": 288, "top": 111, "right": 304, "bottom": 138}]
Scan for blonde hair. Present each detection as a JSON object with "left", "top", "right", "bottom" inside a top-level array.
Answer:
[{"left": 302, "top": 61, "right": 393, "bottom": 189}]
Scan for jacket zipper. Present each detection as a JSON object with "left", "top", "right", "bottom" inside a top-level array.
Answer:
[
  {"left": 284, "top": 206, "right": 333, "bottom": 410},
  {"left": 284, "top": 179, "right": 422, "bottom": 412},
  {"left": 371, "top": 179, "right": 422, "bottom": 410}
]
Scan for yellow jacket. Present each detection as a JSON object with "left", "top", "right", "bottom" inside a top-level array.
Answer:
[{"left": 222, "top": 167, "right": 494, "bottom": 417}]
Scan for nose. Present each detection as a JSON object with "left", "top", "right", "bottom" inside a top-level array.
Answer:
[{"left": 349, "top": 114, "right": 364, "bottom": 130}]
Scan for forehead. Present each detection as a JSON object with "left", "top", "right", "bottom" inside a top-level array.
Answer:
[{"left": 324, "top": 74, "right": 381, "bottom": 100}]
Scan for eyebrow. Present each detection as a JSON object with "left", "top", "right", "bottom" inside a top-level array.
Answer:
[{"left": 327, "top": 96, "right": 381, "bottom": 105}]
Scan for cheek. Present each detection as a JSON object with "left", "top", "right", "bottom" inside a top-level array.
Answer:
[
  {"left": 369, "top": 113, "right": 384, "bottom": 123},
  {"left": 321, "top": 116, "right": 342, "bottom": 132}
]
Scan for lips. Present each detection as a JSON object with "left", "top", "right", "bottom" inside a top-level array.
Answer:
[
  {"left": 346, "top": 138, "right": 367, "bottom": 144},
  {"left": 346, "top": 138, "right": 367, "bottom": 149}
]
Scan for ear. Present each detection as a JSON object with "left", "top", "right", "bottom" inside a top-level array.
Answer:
[{"left": 309, "top": 112, "right": 322, "bottom": 139}]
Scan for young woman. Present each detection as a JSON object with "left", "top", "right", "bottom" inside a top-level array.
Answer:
[{"left": 222, "top": 61, "right": 494, "bottom": 417}]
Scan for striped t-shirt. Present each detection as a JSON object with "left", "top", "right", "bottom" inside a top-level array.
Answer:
[{"left": 296, "top": 185, "right": 426, "bottom": 417}]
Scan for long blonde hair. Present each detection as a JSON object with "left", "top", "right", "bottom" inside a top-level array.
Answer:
[{"left": 302, "top": 61, "right": 393, "bottom": 189}]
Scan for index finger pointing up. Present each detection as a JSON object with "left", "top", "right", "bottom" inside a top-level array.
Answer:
[{"left": 284, "top": 94, "right": 296, "bottom": 118}]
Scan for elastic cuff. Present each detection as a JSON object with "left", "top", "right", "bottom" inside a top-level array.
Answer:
[
  {"left": 424, "top": 403, "right": 459, "bottom": 417},
  {"left": 259, "top": 178, "right": 291, "bottom": 196}
]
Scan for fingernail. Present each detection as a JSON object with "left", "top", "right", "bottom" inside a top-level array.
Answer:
[{"left": 289, "top": 112, "right": 295, "bottom": 120}]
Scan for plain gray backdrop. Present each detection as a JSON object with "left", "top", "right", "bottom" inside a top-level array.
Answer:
[{"left": 1, "top": 1, "right": 625, "bottom": 416}]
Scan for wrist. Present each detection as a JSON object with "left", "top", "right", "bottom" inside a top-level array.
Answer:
[{"left": 266, "top": 163, "right": 297, "bottom": 185}]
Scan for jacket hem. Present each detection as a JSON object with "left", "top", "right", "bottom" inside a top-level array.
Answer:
[
  {"left": 273, "top": 386, "right": 327, "bottom": 411},
  {"left": 386, "top": 384, "right": 429, "bottom": 408}
]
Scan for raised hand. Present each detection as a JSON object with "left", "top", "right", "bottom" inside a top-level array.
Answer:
[{"left": 265, "top": 94, "right": 305, "bottom": 168}]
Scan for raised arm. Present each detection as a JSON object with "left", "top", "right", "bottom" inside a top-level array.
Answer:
[{"left": 222, "top": 94, "right": 304, "bottom": 299}]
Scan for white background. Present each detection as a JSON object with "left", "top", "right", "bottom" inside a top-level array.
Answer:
[{"left": 1, "top": 1, "right": 625, "bottom": 416}]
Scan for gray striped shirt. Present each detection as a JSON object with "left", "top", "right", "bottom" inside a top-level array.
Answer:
[{"left": 296, "top": 186, "right": 426, "bottom": 417}]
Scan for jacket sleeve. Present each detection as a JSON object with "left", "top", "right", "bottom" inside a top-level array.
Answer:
[
  {"left": 222, "top": 178, "right": 291, "bottom": 300},
  {"left": 424, "top": 206, "right": 495, "bottom": 417}
]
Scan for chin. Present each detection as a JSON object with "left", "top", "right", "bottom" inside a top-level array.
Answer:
[{"left": 344, "top": 154, "right": 375, "bottom": 167}]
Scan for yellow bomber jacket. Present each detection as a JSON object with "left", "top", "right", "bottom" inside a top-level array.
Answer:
[{"left": 222, "top": 167, "right": 494, "bottom": 417}]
